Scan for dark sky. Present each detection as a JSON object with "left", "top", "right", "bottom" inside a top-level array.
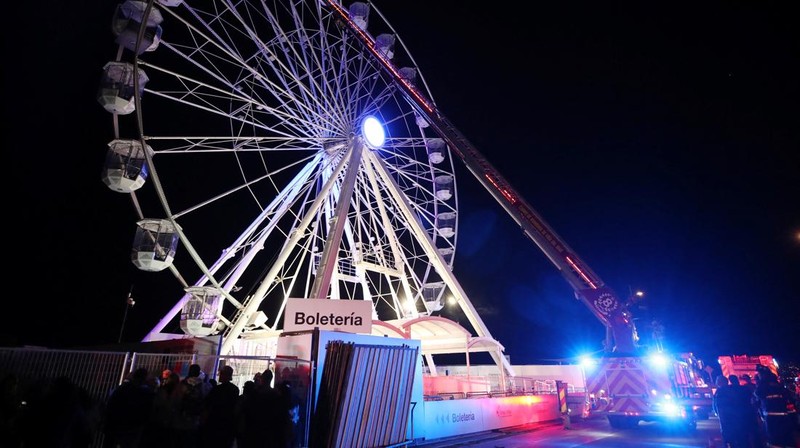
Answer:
[{"left": 5, "top": 1, "right": 798, "bottom": 371}]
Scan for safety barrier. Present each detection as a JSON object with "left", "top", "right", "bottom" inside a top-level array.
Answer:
[
  {"left": 0, "top": 347, "right": 312, "bottom": 448},
  {"left": 429, "top": 373, "right": 585, "bottom": 397}
]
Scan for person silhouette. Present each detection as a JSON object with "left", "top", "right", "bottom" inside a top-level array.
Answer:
[
  {"left": 103, "top": 368, "right": 156, "bottom": 448},
  {"left": 177, "top": 364, "right": 212, "bottom": 448},
  {"left": 199, "top": 365, "right": 240, "bottom": 448},
  {"left": 754, "top": 369, "right": 796, "bottom": 447},
  {"left": 713, "top": 375, "right": 741, "bottom": 447}
]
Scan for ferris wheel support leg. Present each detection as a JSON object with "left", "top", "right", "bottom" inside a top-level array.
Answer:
[{"left": 311, "top": 141, "right": 364, "bottom": 299}]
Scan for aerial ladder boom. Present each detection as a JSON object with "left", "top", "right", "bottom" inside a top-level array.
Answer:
[
  {"left": 327, "top": 0, "right": 637, "bottom": 353},
  {"left": 426, "top": 116, "right": 637, "bottom": 353}
]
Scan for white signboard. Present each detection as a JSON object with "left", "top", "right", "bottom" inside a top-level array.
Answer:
[{"left": 283, "top": 298, "right": 372, "bottom": 333}]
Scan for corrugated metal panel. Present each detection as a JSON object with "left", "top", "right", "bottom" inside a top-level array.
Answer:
[{"left": 313, "top": 341, "right": 418, "bottom": 448}]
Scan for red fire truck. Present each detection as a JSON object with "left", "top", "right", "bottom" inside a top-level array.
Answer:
[
  {"left": 583, "top": 352, "right": 712, "bottom": 428},
  {"left": 331, "top": 2, "right": 710, "bottom": 430}
]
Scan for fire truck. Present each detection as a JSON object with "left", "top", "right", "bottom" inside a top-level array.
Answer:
[
  {"left": 330, "top": 1, "right": 710, "bottom": 430},
  {"left": 718, "top": 354, "right": 780, "bottom": 382},
  {"left": 583, "top": 352, "right": 713, "bottom": 428}
]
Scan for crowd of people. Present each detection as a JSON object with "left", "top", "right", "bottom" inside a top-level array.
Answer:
[
  {"left": 1, "top": 373, "right": 95, "bottom": 447},
  {"left": 103, "top": 364, "right": 300, "bottom": 448},
  {"left": 0, "top": 364, "right": 301, "bottom": 448},
  {"left": 712, "top": 365, "right": 799, "bottom": 448}
]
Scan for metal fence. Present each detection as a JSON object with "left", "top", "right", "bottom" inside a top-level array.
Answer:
[{"left": 0, "top": 347, "right": 312, "bottom": 448}]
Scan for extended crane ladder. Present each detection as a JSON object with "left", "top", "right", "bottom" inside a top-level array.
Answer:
[{"left": 325, "top": 0, "right": 636, "bottom": 353}]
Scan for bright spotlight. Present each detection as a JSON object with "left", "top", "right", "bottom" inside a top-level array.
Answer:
[
  {"left": 579, "top": 356, "right": 598, "bottom": 370},
  {"left": 361, "top": 116, "right": 385, "bottom": 148},
  {"left": 648, "top": 352, "right": 669, "bottom": 368},
  {"left": 661, "top": 401, "right": 681, "bottom": 417}
]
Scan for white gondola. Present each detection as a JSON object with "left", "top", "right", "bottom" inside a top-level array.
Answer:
[
  {"left": 181, "top": 286, "right": 222, "bottom": 336},
  {"left": 398, "top": 67, "right": 417, "bottom": 85},
  {"left": 437, "top": 246, "right": 454, "bottom": 265},
  {"left": 112, "top": 0, "right": 164, "bottom": 54},
  {"left": 436, "top": 212, "right": 457, "bottom": 238},
  {"left": 422, "top": 282, "right": 446, "bottom": 312},
  {"left": 102, "top": 139, "right": 152, "bottom": 193},
  {"left": 375, "top": 34, "right": 395, "bottom": 60},
  {"left": 97, "top": 61, "right": 148, "bottom": 115},
  {"left": 426, "top": 138, "right": 446, "bottom": 164},
  {"left": 348, "top": 2, "right": 369, "bottom": 30},
  {"left": 415, "top": 113, "right": 429, "bottom": 128},
  {"left": 434, "top": 175, "right": 454, "bottom": 201},
  {"left": 131, "top": 219, "right": 178, "bottom": 272}
]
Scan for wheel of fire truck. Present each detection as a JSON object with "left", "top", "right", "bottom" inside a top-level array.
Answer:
[{"left": 97, "top": 0, "right": 462, "bottom": 353}]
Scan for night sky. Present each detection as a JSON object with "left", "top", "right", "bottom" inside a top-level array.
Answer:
[{"left": 5, "top": 1, "right": 798, "bottom": 373}]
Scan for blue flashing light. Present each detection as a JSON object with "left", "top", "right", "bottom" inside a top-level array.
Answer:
[
  {"left": 647, "top": 352, "right": 669, "bottom": 368},
  {"left": 661, "top": 401, "right": 682, "bottom": 417},
  {"left": 362, "top": 116, "right": 385, "bottom": 148},
  {"left": 579, "top": 356, "right": 598, "bottom": 371}
]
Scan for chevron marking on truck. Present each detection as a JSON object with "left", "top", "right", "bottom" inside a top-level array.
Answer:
[
  {"left": 609, "top": 368, "right": 648, "bottom": 412},
  {"left": 586, "top": 361, "right": 650, "bottom": 414},
  {"left": 607, "top": 369, "right": 647, "bottom": 395}
]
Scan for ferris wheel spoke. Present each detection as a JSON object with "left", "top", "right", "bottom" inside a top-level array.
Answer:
[
  {"left": 151, "top": 13, "right": 309, "bottom": 119},
  {"left": 214, "top": 5, "right": 339, "bottom": 125},
  {"left": 144, "top": 136, "right": 329, "bottom": 154},
  {"left": 145, "top": 26, "right": 341, "bottom": 139},
  {"left": 140, "top": 66, "right": 326, "bottom": 140}
]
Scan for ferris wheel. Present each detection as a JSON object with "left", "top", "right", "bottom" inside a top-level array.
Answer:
[{"left": 98, "top": 0, "right": 479, "bottom": 355}]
